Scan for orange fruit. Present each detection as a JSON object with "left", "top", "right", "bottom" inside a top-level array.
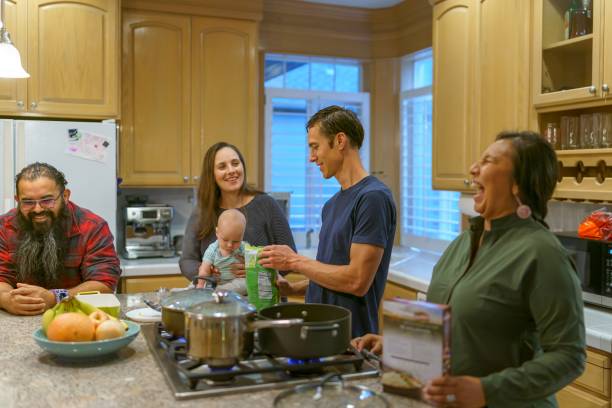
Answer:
[{"left": 47, "top": 312, "right": 95, "bottom": 342}]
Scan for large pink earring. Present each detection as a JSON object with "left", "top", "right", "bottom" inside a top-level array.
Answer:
[{"left": 515, "top": 195, "right": 531, "bottom": 219}]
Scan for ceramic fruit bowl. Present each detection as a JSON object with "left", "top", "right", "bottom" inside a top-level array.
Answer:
[{"left": 32, "top": 320, "right": 140, "bottom": 360}]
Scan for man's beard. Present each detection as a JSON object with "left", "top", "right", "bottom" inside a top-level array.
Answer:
[{"left": 16, "top": 203, "right": 69, "bottom": 287}]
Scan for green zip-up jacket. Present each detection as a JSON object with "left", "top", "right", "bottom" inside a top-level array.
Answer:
[{"left": 427, "top": 214, "right": 585, "bottom": 408}]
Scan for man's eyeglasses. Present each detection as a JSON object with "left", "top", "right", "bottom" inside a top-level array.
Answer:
[{"left": 19, "top": 193, "right": 62, "bottom": 211}]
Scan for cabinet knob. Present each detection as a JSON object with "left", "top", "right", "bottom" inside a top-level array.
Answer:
[
  {"left": 16, "top": 100, "right": 24, "bottom": 108},
  {"left": 603, "top": 84, "right": 610, "bottom": 93},
  {"left": 30, "top": 102, "right": 37, "bottom": 109},
  {"left": 193, "top": 176, "right": 200, "bottom": 181},
  {"left": 463, "top": 178, "right": 471, "bottom": 186},
  {"left": 183, "top": 176, "right": 189, "bottom": 182},
  {"left": 589, "top": 85, "right": 597, "bottom": 94}
]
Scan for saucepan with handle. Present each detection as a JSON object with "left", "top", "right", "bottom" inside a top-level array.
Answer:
[
  {"left": 184, "top": 291, "right": 303, "bottom": 367},
  {"left": 257, "top": 303, "right": 352, "bottom": 359}
]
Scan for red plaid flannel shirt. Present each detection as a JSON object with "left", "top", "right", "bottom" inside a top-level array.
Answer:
[{"left": 0, "top": 201, "right": 121, "bottom": 290}]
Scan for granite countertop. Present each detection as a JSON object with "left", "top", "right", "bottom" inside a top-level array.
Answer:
[{"left": 0, "top": 294, "right": 429, "bottom": 408}]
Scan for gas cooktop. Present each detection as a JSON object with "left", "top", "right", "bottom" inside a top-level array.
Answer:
[{"left": 142, "top": 323, "right": 380, "bottom": 399}]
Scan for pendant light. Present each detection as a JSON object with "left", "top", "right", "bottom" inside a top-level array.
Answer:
[{"left": 0, "top": 0, "right": 29, "bottom": 78}]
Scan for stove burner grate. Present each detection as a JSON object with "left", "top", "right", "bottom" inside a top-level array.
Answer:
[{"left": 146, "top": 322, "right": 379, "bottom": 398}]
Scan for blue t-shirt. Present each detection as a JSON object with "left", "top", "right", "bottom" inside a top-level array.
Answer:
[{"left": 305, "top": 176, "right": 396, "bottom": 337}]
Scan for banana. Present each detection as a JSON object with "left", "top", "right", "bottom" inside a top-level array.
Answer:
[
  {"left": 41, "top": 297, "right": 129, "bottom": 333},
  {"left": 41, "top": 309, "right": 55, "bottom": 334},
  {"left": 73, "top": 298, "right": 98, "bottom": 315}
]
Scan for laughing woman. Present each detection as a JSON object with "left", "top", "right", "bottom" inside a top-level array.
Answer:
[
  {"left": 354, "top": 131, "right": 585, "bottom": 408},
  {"left": 179, "top": 142, "right": 296, "bottom": 281}
]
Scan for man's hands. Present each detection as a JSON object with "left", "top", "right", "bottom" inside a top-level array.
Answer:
[
  {"left": 0, "top": 283, "right": 53, "bottom": 315},
  {"left": 259, "top": 245, "right": 299, "bottom": 271}
]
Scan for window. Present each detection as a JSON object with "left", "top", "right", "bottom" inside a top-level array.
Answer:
[
  {"left": 400, "top": 49, "right": 460, "bottom": 251},
  {"left": 264, "top": 54, "right": 369, "bottom": 248}
]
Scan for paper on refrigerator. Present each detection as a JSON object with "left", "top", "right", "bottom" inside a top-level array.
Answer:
[{"left": 65, "top": 129, "right": 111, "bottom": 163}]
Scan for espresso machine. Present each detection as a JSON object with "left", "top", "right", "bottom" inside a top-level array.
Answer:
[{"left": 123, "top": 205, "right": 175, "bottom": 259}]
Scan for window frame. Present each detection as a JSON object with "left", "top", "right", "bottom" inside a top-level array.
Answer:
[{"left": 399, "top": 49, "right": 459, "bottom": 254}]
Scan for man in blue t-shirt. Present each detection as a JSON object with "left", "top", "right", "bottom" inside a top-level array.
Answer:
[{"left": 260, "top": 106, "right": 396, "bottom": 337}]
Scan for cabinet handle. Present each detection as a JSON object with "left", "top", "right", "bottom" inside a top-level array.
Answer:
[
  {"left": 589, "top": 85, "right": 597, "bottom": 94},
  {"left": 30, "top": 102, "right": 37, "bottom": 109},
  {"left": 193, "top": 176, "right": 200, "bottom": 181},
  {"left": 183, "top": 176, "right": 189, "bottom": 183},
  {"left": 16, "top": 100, "right": 24, "bottom": 108},
  {"left": 463, "top": 179, "right": 471, "bottom": 186},
  {"left": 603, "top": 84, "right": 610, "bottom": 94}
]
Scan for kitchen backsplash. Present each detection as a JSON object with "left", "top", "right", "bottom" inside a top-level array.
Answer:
[{"left": 117, "top": 187, "right": 196, "bottom": 240}]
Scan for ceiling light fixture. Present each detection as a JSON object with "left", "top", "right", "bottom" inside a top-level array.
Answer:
[{"left": 0, "top": 0, "right": 29, "bottom": 78}]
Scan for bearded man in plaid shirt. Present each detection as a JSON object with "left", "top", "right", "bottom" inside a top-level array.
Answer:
[{"left": 0, "top": 162, "right": 120, "bottom": 315}]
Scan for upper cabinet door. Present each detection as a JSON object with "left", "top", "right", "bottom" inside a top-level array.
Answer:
[
  {"left": 475, "top": 0, "right": 530, "bottom": 151},
  {"left": 191, "top": 17, "right": 258, "bottom": 185},
  {"left": 602, "top": 0, "right": 612, "bottom": 97},
  {"left": 120, "top": 11, "right": 192, "bottom": 186},
  {"left": 533, "top": 0, "right": 603, "bottom": 107},
  {"left": 27, "top": 0, "right": 119, "bottom": 117},
  {"left": 0, "top": 0, "right": 27, "bottom": 113},
  {"left": 432, "top": 0, "right": 476, "bottom": 191}
]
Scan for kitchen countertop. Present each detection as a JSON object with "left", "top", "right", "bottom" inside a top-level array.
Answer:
[
  {"left": 0, "top": 294, "right": 429, "bottom": 408},
  {"left": 118, "top": 248, "right": 612, "bottom": 353}
]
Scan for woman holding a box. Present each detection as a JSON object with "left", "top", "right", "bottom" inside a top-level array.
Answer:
[
  {"left": 179, "top": 142, "right": 296, "bottom": 282},
  {"left": 354, "top": 131, "right": 585, "bottom": 408}
]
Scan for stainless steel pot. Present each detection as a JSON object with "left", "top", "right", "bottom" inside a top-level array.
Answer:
[
  {"left": 184, "top": 291, "right": 302, "bottom": 367},
  {"left": 160, "top": 277, "right": 229, "bottom": 337}
]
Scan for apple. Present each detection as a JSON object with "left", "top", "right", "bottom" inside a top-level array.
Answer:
[{"left": 88, "top": 310, "right": 109, "bottom": 328}]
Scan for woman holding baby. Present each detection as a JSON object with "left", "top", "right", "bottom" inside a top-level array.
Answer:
[{"left": 179, "top": 142, "right": 296, "bottom": 288}]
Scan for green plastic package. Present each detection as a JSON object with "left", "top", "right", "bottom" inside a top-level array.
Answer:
[{"left": 245, "top": 244, "right": 280, "bottom": 310}]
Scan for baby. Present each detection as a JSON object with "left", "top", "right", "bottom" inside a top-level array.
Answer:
[{"left": 196, "top": 208, "right": 248, "bottom": 295}]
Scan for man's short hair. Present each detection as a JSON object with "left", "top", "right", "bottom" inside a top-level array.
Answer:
[
  {"left": 15, "top": 162, "right": 68, "bottom": 195},
  {"left": 306, "top": 105, "right": 364, "bottom": 149}
]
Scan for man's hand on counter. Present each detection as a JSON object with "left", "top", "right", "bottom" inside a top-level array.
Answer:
[{"left": 0, "top": 282, "right": 48, "bottom": 315}]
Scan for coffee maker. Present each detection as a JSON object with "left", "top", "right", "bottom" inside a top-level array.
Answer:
[{"left": 123, "top": 205, "right": 175, "bottom": 259}]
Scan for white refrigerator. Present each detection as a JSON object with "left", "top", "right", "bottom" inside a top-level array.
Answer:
[{"left": 0, "top": 119, "right": 118, "bottom": 243}]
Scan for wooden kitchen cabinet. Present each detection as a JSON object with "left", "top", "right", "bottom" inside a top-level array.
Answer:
[
  {"left": 432, "top": 0, "right": 531, "bottom": 191},
  {"left": 120, "top": 275, "right": 190, "bottom": 294},
  {"left": 558, "top": 348, "right": 611, "bottom": 408},
  {"left": 120, "top": 6, "right": 258, "bottom": 187},
  {"left": 558, "top": 385, "right": 609, "bottom": 408},
  {"left": 190, "top": 16, "right": 259, "bottom": 185},
  {"left": 0, "top": 0, "right": 26, "bottom": 112},
  {"left": 432, "top": 0, "right": 477, "bottom": 192},
  {"left": 0, "top": 0, "right": 119, "bottom": 118},
  {"left": 120, "top": 10, "right": 192, "bottom": 186},
  {"left": 533, "top": 0, "right": 610, "bottom": 108}
]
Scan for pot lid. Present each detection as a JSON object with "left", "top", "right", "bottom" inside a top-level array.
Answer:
[
  {"left": 160, "top": 288, "right": 217, "bottom": 311},
  {"left": 274, "top": 374, "right": 389, "bottom": 408},
  {"left": 185, "top": 291, "right": 255, "bottom": 317}
]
